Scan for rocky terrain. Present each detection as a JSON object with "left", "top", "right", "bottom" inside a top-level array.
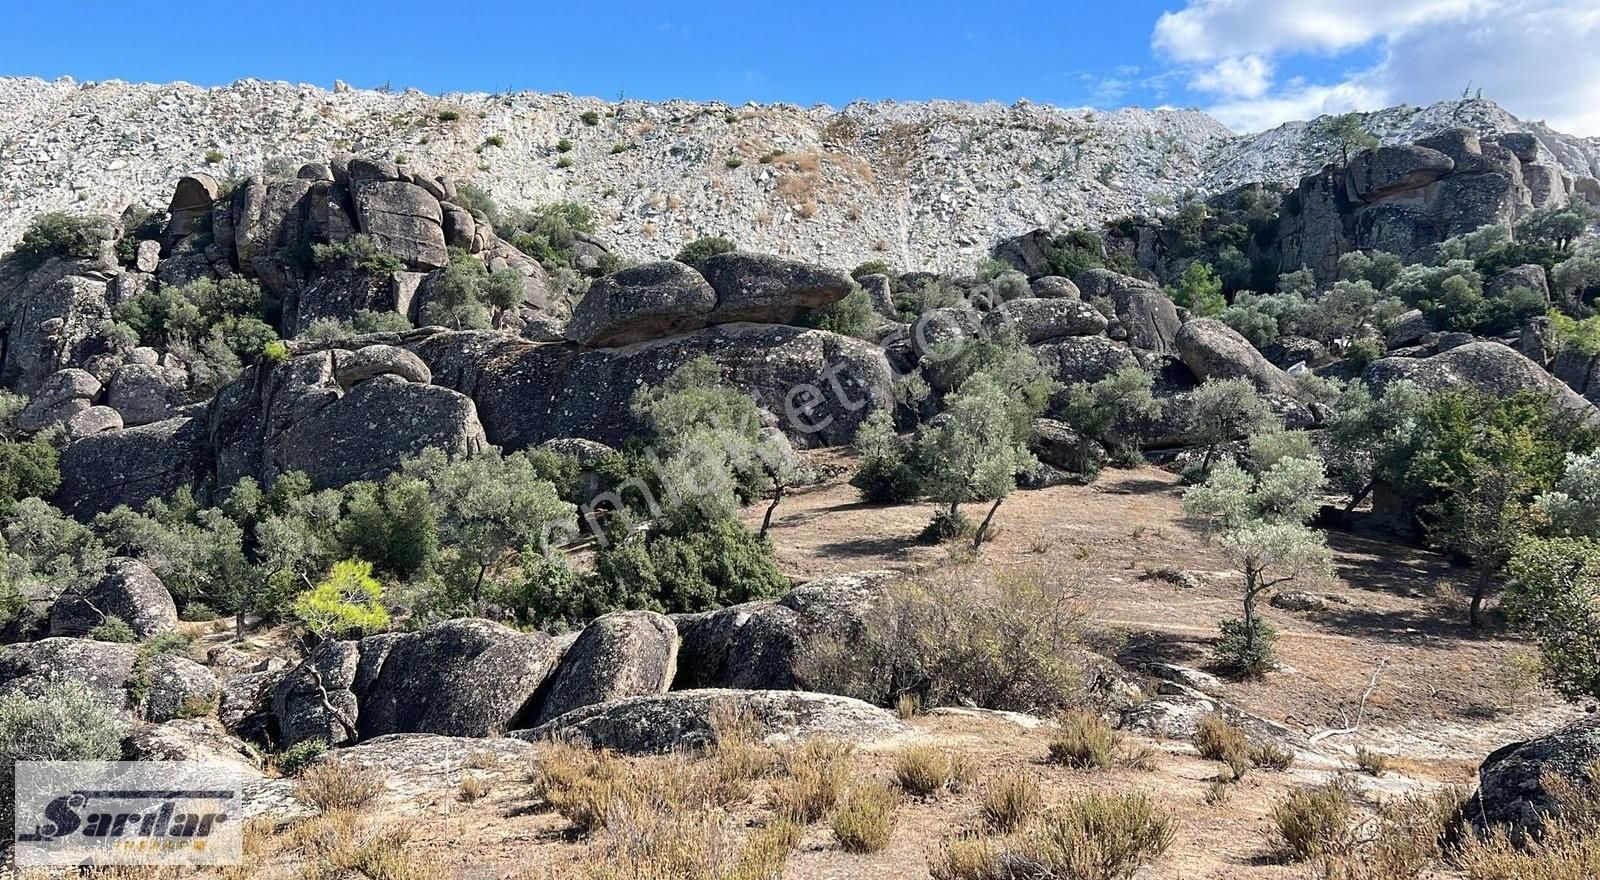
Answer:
[
  {"left": 1, "top": 77, "right": 1600, "bottom": 879},
  {"left": 6, "top": 75, "right": 1600, "bottom": 272}
]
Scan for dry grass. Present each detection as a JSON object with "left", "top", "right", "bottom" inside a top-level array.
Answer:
[
  {"left": 296, "top": 759, "right": 385, "bottom": 813},
  {"left": 458, "top": 772, "right": 490, "bottom": 803},
  {"left": 1270, "top": 778, "right": 1359, "bottom": 862},
  {"left": 980, "top": 771, "right": 1042, "bottom": 832},
  {"left": 929, "top": 835, "right": 1000, "bottom": 880},
  {"left": 1355, "top": 746, "right": 1392, "bottom": 777},
  {"left": 1454, "top": 761, "right": 1600, "bottom": 880},
  {"left": 896, "top": 693, "right": 922, "bottom": 719},
  {"left": 1047, "top": 710, "right": 1121, "bottom": 769},
  {"left": 1204, "top": 779, "right": 1233, "bottom": 807},
  {"left": 831, "top": 782, "right": 899, "bottom": 854},
  {"left": 769, "top": 739, "right": 853, "bottom": 824},
  {"left": 1250, "top": 740, "right": 1296, "bottom": 771},
  {"left": 281, "top": 809, "right": 441, "bottom": 880},
  {"left": 1318, "top": 787, "right": 1465, "bottom": 880},
  {"left": 1007, "top": 791, "right": 1176, "bottom": 880},
  {"left": 894, "top": 745, "right": 960, "bottom": 798},
  {"left": 1192, "top": 713, "right": 1255, "bottom": 780}
]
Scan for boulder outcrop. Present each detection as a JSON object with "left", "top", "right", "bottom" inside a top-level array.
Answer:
[{"left": 49, "top": 557, "right": 178, "bottom": 639}]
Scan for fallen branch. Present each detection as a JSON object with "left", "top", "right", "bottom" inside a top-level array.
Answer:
[{"left": 1309, "top": 657, "right": 1389, "bottom": 745}]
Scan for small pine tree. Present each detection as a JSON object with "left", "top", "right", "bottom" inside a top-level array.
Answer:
[{"left": 292, "top": 559, "right": 390, "bottom": 638}]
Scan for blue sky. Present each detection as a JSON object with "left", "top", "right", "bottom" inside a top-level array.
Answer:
[{"left": 4, "top": 1, "right": 1597, "bottom": 134}]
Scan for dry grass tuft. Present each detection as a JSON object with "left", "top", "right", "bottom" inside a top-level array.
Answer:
[
  {"left": 980, "top": 771, "right": 1042, "bottom": 833},
  {"left": 769, "top": 739, "right": 853, "bottom": 824},
  {"left": 929, "top": 835, "right": 1000, "bottom": 880},
  {"left": 1319, "top": 787, "right": 1465, "bottom": 880},
  {"left": 896, "top": 692, "right": 922, "bottom": 719},
  {"left": 1250, "top": 740, "right": 1296, "bottom": 771},
  {"left": 894, "top": 745, "right": 964, "bottom": 798},
  {"left": 1270, "top": 778, "right": 1359, "bottom": 862},
  {"left": 1008, "top": 791, "right": 1176, "bottom": 880},
  {"left": 1048, "top": 710, "right": 1122, "bottom": 770},
  {"left": 831, "top": 782, "right": 900, "bottom": 853},
  {"left": 1355, "top": 746, "right": 1391, "bottom": 777},
  {"left": 458, "top": 772, "right": 490, "bottom": 803},
  {"left": 296, "top": 759, "right": 385, "bottom": 813}
]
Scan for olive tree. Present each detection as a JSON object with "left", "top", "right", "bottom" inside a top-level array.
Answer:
[
  {"left": 1188, "top": 378, "right": 1274, "bottom": 476},
  {"left": 1504, "top": 537, "right": 1600, "bottom": 702},
  {"left": 1324, "top": 379, "right": 1428, "bottom": 512},
  {"left": 1538, "top": 451, "right": 1600, "bottom": 539},
  {"left": 1184, "top": 444, "right": 1332, "bottom": 675},
  {"left": 916, "top": 371, "right": 1037, "bottom": 549}
]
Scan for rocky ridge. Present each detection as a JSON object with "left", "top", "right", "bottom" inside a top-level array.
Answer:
[{"left": 6, "top": 76, "right": 1597, "bottom": 272}]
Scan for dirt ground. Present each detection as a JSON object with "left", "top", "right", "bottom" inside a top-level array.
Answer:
[
  {"left": 165, "top": 455, "right": 1583, "bottom": 880},
  {"left": 746, "top": 454, "right": 1583, "bottom": 766}
]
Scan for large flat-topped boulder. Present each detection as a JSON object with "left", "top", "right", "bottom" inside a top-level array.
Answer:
[
  {"left": 564, "top": 254, "right": 853, "bottom": 348},
  {"left": 981, "top": 297, "right": 1107, "bottom": 343},
  {"left": 416, "top": 323, "right": 893, "bottom": 449},
  {"left": 696, "top": 252, "right": 853, "bottom": 324},
  {"left": 564, "top": 261, "right": 716, "bottom": 347},
  {"left": 1345, "top": 145, "right": 1454, "bottom": 203},
  {"left": 1366, "top": 341, "right": 1600, "bottom": 424}
]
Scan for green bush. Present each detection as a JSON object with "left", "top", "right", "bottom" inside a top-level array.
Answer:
[
  {"left": 556, "top": 138, "right": 574, "bottom": 153},
  {"left": 851, "top": 260, "right": 892, "bottom": 280},
  {"left": 1167, "top": 261, "right": 1225, "bottom": 316},
  {"left": 311, "top": 234, "right": 404, "bottom": 276},
  {"left": 1214, "top": 616, "right": 1278, "bottom": 676},
  {"left": 275, "top": 739, "right": 327, "bottom": 777},
  {"left": 482, "top": 135, "right": 505, "bottom": 149},
  {"left": 114, "top": 207, "right": 168, "bottom": 266},
  {"left": 800, "top": 286, "right": 874, "bottom": 338},
  {"left": 675, "top": 236, "right": 736, "bottom": 266},
  {"left": 851, "top": 455, "right": 922, "bottom": 504},
  {"left": 437, "top": 109, "right": 461, "bottom": 122},
  {"left": 89, "top": 615, "right": 136, "bottom": 643},
  {"left": 0, "top": 439, "right": 61, "bottom": 515},
  {"left": 0, "top": 681, "right": 128, "bottom": 826},
  {"left": 451, "top": 182, "right": 499, "bottom": 221},
  {"left": 6, "top": 212, "right": 106, "bottom": 271},
  {"left": 590, "top": 516, "right": 788, "bottom": 615},
  {"left": 580, "top": 110, "right": 601, "bottom": 126},
  {"left": 500, "top": 202, "right": 596, "bottom": 269}
]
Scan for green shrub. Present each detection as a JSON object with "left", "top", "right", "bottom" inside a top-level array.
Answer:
[
  {"left": 556, "top": 156, "right": 574, "bottom": 169},
  {"left": 1167, "top": 261, "right": 1225, "bottom": 316},
  {"left": 451, "top": 182, "right": 499, "bottom": 221},
  {"left": 610, "top": 143, "right": 628, "bottom": 154},
  {"left": 483, "top": 134, "right": 506, "bottom": 149},
  {"left": 261, "top": 340, "right": 291, "bottom": 364},
  {"left": 0, "top": 439, "right": 61, "bottom": 515},
  {"left": 89, "top": 615, "right": 136, "bottom": 643},
  {"left": 800, "top": 286, "right": 875, "bottom": 338},
  {"left": 851, "top": 260, "right": 892, "bottom": 280},
  {"left": 204, "top": 150, "right": 224, "bottom": 165},
  {"left": 114, "top": 207, "right": 168, "bottom": 266},
  {"left": 351, "top": 308, "right": 414, "bottom": 333},
  {"left": 850, "top": 454, "right": 922, "bottom": 504},
  {"left": 832, "top": 783, "right": 898, "bottom": 853},
  {"left": 0, "top": 681, "right": 128, "bottom": 826},
  {"left": 1009, "top": 791, "right": 1176, "bottom": 880},
  {"left": 500, "top": 202, "right": 595, "bottom": 269},
  {"left": 6, "top": 212, "right": 106, "bottom": 271},
  {"left": 675, "top": 236, "right": 736, "bottom": 266},
  {"left": 437, "top": 109, "right": 461, "bottom": 122},
  {"left": 725, "top": 157, "right": 744, "bottom": 168},
  {"left": 918, "top": 508, "right": 973, "bottom": 544},
  {"left": 275, "top": 739, "right": 327, "bottom": 777},
  {"left": 580, "top": 110, "right": 601, "bottom": 126},
  {"left": 1047, "top": 709, "right": 1122, "bottom": 769},
  {"left": 311, "top": 233, "right": 404, "bottom": 276},
  {"left": 556, "top": 138, "right": 574, "bottom": 153},
  {"left": 1214, "top": 615, "right": 1278, "bottom": 676},
  {"left": 292, "top": 559, "right": 390, "bottom": 638},
  {"left": 589, "top": 516, "right": 788, "bottom": 616}
]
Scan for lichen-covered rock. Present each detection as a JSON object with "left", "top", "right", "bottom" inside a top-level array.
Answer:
[
  {"left": 1487, "top": 263, "right": 1550, "bottom": 301},
  {"left": 1030, "top": 418, "right": 1106, "bottom": 474},
  {"left": 49, "top": 557, "right": 178, "bottom": 639},
  {"left": 122, "top": 719, "right": 261, "bottom": 773},
  {"left": 333, "top": 344, "right": 432, "bottom": 388},
  {"left": 1030, "top": 276, "right": 1081, "bottom": 299},
  {"left": 16, "top": 368, "right": 102, "bottom": 432},
  {"left": 1175, "top": 318, "right": 1298, "bottom": 396},
  {"left": 357, "top": 618, "right": 564, "bottom": 738},
  {"left": 564, "top": 261, "right": 717, "bottom": 347},
  {"left": 351, "top": 179, "right": 448, "bottom": 270},
  {"left": 515, "top": 689, "right": 908, "bottom": 754},
  {"left": 56, "top": 416, "right": 209, "bottom": 520},
  {"left": 1074, "top": 268, "right": 1156, "bottom": 299},
  {"left": 533, "top": 611, "right": 677, "bottom": 724},
  {"left": 673, "top": 571, "right": 898, "bottom": 696},
  {"left": 1111, "top": 288, "right": 1181, "bottom": 355},
  {"left": 0, "top": 254, "right": 119, "bottom": 396},
  {"left": 696, "top": 252, "right": 853, "bottom": 324},
  {"left": 1345, "top": 145, "right": 1455, "bottom": 202},
  {"left": 272, "top": 640, "right": 360, "bottom": 749},
  {"left": 219, "top": 665, "right": 285, "bottom": 740},
  {"left": 414, "top": 324, "right": 892, "bottom": 450},
  {"left": 0, "top": 638, "right": 138, "bottom": 716},
  {"left": 1466, "top": 715, "right": 1600, "bottom": 840},
  {"left": 1035, "top": 335, "right": 1139, "bottom": 389},
  {"left": 1386, "top": 309, "right": 1436, "bottom": 349},
  {"left": 105, "top": 362, "right": 189, "bottom": 427},
  {"left": 143, "top": 654, "right": 221, "bottom": 723},
  {"left": 981, "top": 298, "right": 1106, "bottom": 343},
  {"left": 162, "top": 174, "right": 219, "bottom": 249},
  {"left": 1365, "top": 341, "right": 1600, "bottom": 424}
]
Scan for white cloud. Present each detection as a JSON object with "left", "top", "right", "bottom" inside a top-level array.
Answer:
[
  {"left": 1152, "top": 0, "right": 1600, "bottom": 135},
  {"left": 1189, "top": 55, "right": 1273, "bottom": 98},
  {"left": 1153, "top": 0, "right": 1490, "bottom": 62}
]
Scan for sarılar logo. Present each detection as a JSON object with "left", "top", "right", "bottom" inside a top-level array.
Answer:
[{"left": 14, "top": 762, "right": 245, "bottom": 866}]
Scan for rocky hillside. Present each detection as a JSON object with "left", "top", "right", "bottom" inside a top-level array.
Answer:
[{"left": 6, "top": 76, "right": 1599, "bottom": 272}]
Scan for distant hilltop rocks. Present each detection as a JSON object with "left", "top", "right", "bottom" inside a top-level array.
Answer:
[{"left": 4, "top": 75, "right": 1598, "bottom": 272}]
